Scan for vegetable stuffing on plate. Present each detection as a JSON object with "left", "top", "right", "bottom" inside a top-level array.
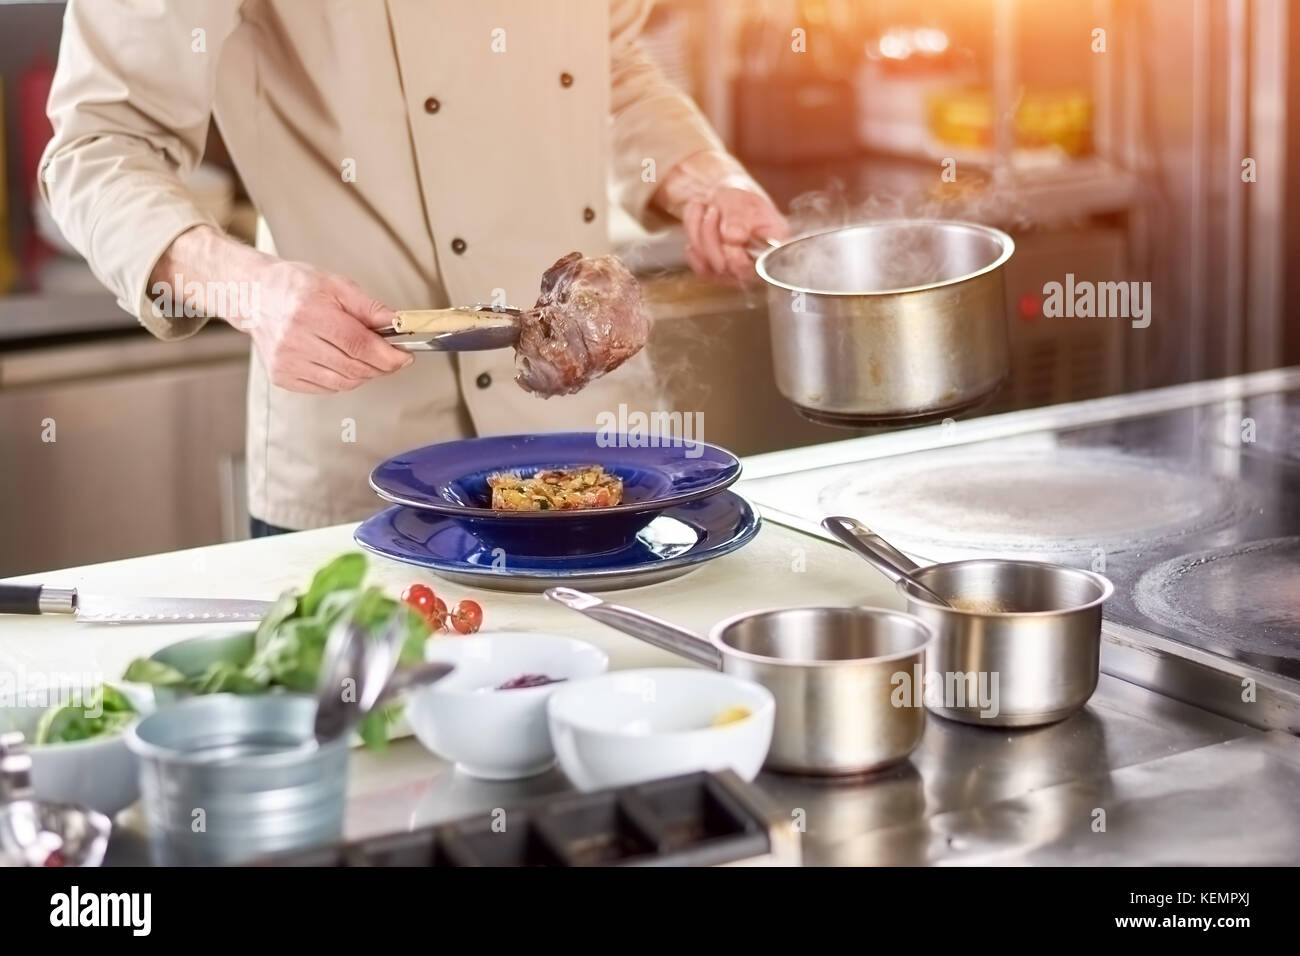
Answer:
[
  {"left": 122, "top": 553, "right": 434, "bottom": 750},
  {"left": 487, "top": 465, "right": 623, "bottom": 511}
]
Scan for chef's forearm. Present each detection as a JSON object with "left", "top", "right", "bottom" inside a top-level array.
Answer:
[
  {"left": 148, "top": 225, "right": 273, "bottom": 330},
  {"left": 608, "top": 0, "right": 728, "bottom": 226}
]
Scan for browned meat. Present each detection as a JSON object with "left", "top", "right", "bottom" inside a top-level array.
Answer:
[{"left": 514, "top": 252, "right": 649, "bottom": 396}]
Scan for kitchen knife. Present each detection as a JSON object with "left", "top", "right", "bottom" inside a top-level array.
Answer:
[{"left": 0, "top": 584, "right": 274, "bottom": 624}]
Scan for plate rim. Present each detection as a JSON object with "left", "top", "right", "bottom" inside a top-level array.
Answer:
[
  {"left": 367, "top": 431, "right": 742, "bottom": 518},
  {"left": 353, "top": 490, "right": 761, "bottom": 580}
]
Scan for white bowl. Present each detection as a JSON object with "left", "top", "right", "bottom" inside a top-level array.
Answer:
[
  {"left": 547, "top": 668, "right": 775, "bottom": 791},
  {"left": 405, "top": 631, "right": 608, "bottom": 780},
  {"left": 0, "top": 685, "right": 150, "bottom": 817}
]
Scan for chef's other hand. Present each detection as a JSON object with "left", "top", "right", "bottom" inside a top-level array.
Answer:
[
  {"left": 151, "top": 225, "right": 412, "bottom": 394},
  {"left": 247, "top": 259, "right": 412, "bottom": 394},
  {"left": 653, "top": 150, "right": 789, "bottom": 283}
]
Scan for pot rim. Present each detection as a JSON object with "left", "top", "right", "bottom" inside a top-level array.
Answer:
[
  {"left": 755, "top": 218, "right": 1016, "bottom": 298},
  {"left": 708, "top": 604, "right": 933, "bottom": 669},
  {"left": 898, "top": 560, "right": 1116, "bottom": 617}
]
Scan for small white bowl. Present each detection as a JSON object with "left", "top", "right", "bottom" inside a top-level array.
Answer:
[
  {"left": 547, "top": 668, "right": 775, "bottom": 791},
  {"left": 405, "top": 631, "right": 608, "bottom": 780},
  {"left": 0, "top": 685, "right": 151, "bottom": 818}
]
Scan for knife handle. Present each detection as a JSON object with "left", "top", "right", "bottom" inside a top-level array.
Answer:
[{"left": 0, "top": 585, "right": 75, "bottom": 615}]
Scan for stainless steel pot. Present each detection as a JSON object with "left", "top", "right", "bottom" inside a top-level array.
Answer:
[
  {"left": 755, "top": 219, "right": 1014, "bottom": 425},
  {"left": 127, "top": 694, "right": 348, "bottom": 865},
  {"left": 545, "top": 587, "right": 931, "bottom": 776},
  {"left": 824, "top": 516, "right": 1113, "bottom": 727}
]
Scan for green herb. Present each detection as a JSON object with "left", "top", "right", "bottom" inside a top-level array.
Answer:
[
  {"left": 34, "top": 684, "right": 138, "bottom": 745},
  {"left": 120, "top": 552, "right": 431, "bottom": 750},
  {"left": 121, "top": 658, "right": 188, "bottom": 687}
]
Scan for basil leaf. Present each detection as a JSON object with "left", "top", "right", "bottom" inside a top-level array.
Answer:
[
  {"left": 99, "top": 684, "right": 135, "bottom": 713},
  {"left": 398, "top": 604, "right": 431, "bottom": 666},
  {"left": 357, "top": 710, "right": 389, "bottom": 752},
  {"left": 300, "top": 553, "right": 367, "bottom": 618},
  {"left": 253, "top": 592, "right": 299, "bottom": 652},
  {"left": 34, "top": 686, "right": 137, "bottom": 744},
  {"left": 122, "top": 658, "right": 188, "bottom": 687},
  {"left": 313, "top": 588, "right": 362, "bottom": 629},
  {"left": 193, "top": 661, "right": 265, "bottom": 695}
]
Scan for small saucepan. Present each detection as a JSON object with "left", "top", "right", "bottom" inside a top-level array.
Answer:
[
  {"left": 823, "top": 516, "right": 1113, "bottom": 727},
  {"left": 544, "top": 587, "right": 931, "bottom": 776}
]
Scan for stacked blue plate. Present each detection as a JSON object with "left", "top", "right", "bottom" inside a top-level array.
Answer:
[{"left": 356, "top": 432, "right": 760, "bottom": 592}]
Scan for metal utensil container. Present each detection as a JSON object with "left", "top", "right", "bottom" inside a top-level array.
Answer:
[
  {"left": 126, "top": 694, "right": 348, "bottom": 865},
  {"left": 756, "top": 219, "right": 1014, "bottom": 425}
]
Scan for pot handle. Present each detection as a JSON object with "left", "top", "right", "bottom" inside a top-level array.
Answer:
[
  {"left": 821, "top": 516, "right": 951, "bottom": 607},
  {"left": 544, "top": 587, "right": 723, "bottom": 670},
  {"left": 746, "top": 235, "right": 784, "bottom": 259}
]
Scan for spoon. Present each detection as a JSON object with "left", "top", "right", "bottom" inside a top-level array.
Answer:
[
  {"left": 313, "top": 614, "right": 454, "bottom": 743},
  {"left": 382, "top": 304, "right": 523, "bottom": 352},
  {"left": 820, "top": 515, "right": 953, "bottom": 608}
]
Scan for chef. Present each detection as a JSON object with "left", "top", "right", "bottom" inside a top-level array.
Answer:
[{"left": 41, "top": 0, "right": 787, "bottom": 534}]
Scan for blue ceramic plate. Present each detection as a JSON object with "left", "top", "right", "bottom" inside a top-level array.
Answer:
[
  {"left": 368, "top": 432, "right": 742, "bottom": 556},
  {"left": 354, "top": 491, "right": 760, "bottom": 593}
]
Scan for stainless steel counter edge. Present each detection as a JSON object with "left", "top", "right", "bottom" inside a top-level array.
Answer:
[{"left": 737, "top": 366, "right": 1300, "bottom": 482}]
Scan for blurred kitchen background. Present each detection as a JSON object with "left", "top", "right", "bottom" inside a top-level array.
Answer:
[{"left": 1, "top": 0, "right": 1297, "bottom": 574}]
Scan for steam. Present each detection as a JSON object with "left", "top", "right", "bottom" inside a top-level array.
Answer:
[
  {"left": 624, "top": 171, "right": 1043, "bottom": 426},
  {"left": 771, "top": 175, "right": 1038, "bottom": 292}
]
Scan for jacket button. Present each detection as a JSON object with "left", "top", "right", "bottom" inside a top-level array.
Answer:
[
  {"left": 560, "top": 72, "right": 574, "bottom": 87},
  {"left": 424, "top": 97, "right": 440, "bottom": 114},
  {"left": 451, "top": 238, "right": 467, "bottom": 254},
  {"left": 475, "top": 372, "right": 492, "bottom": 389},
  {"left": 583, "top": 206, "right": 596, "bottom": 223}
]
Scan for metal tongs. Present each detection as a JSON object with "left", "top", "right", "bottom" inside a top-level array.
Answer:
[
  {"left": 382, "top": 303, "right": 524, "bottom": 352},
  {"left": 312, "top": 612, "right": 454, "bottom": 743}
]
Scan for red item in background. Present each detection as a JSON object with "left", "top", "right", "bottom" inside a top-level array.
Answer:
[
  {"left": 16, "top": 55, "right": 57, "bottom": 279},
  {"left": 16, "top": 55, "right": 55, "bottom": 200},
  {"left": 1017, "top": 291, "right": 1043, "bottom": 320}
]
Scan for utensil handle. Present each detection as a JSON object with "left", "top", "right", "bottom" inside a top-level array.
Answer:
[
  {"left": 0, "top": 584, "right": 75, "bottom": 615},
  {"left": 821, "top": 516, "right": 951, "bottom": 607},
  {"left": 391, "top": 308, "right": 519, "bottom": 335},
  {"left": 746, "top": 236, "right": 784, "bottom": 258},
  {"left": 545, "top": 587, "right": 723, "bottom": 670},
  {"left": 380, "top": 661, "right": 455, "bottom": 700}
]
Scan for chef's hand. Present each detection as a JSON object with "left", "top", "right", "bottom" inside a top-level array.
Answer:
[
  {"left": 152, "top": 225, "right": 412, "bottom": 394},
  {"left": 245, "top": 259, "right": 412, "bottom": 394},
  {"left": 653, "top": 150, "right": 789, "bottom": 282}
]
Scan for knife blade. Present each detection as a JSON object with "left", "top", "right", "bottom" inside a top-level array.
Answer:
[{"left": 0, "top": 584, "right": 274, "bottom": 624}]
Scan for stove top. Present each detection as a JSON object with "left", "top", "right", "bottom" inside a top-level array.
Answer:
[{"left": 740, "top": 370, "right": 1300, "bottom": 726}]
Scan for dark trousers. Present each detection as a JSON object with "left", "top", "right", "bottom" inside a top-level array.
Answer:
[{"left": 250, "top": 517, "right": 295, "bottom": 538}]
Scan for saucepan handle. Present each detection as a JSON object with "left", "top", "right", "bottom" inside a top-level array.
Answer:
[
  {"left": 544, "top": 587, "right": 723, "bottom": 670},
  {"left": 746, "top": 235, "right": 784, "bottom": 259},
  {"left": 821, "top": 515, "right": 924, "bottom": 578}
]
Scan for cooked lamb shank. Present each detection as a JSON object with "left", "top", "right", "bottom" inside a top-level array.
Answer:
[{"left": 514, "top": 252, "right": 649, "bottom": 397}]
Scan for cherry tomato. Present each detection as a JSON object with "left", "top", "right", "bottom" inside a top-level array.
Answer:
[
  {"left": 429, "top": 596, "right": 449, "bottom": 631},
  {"left": 401, "top": 583, "right": 434, "bottom": 605},
  {"left": 401, "top": 583, "right": 440, "bottom": 626},
  {"left": 450, "top": 599, "right": 483, "bottom": 635}
]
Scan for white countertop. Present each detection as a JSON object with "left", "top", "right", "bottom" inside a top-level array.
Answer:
[{"left": 0, "top": 517, "right": 901, "bottom": 690}]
